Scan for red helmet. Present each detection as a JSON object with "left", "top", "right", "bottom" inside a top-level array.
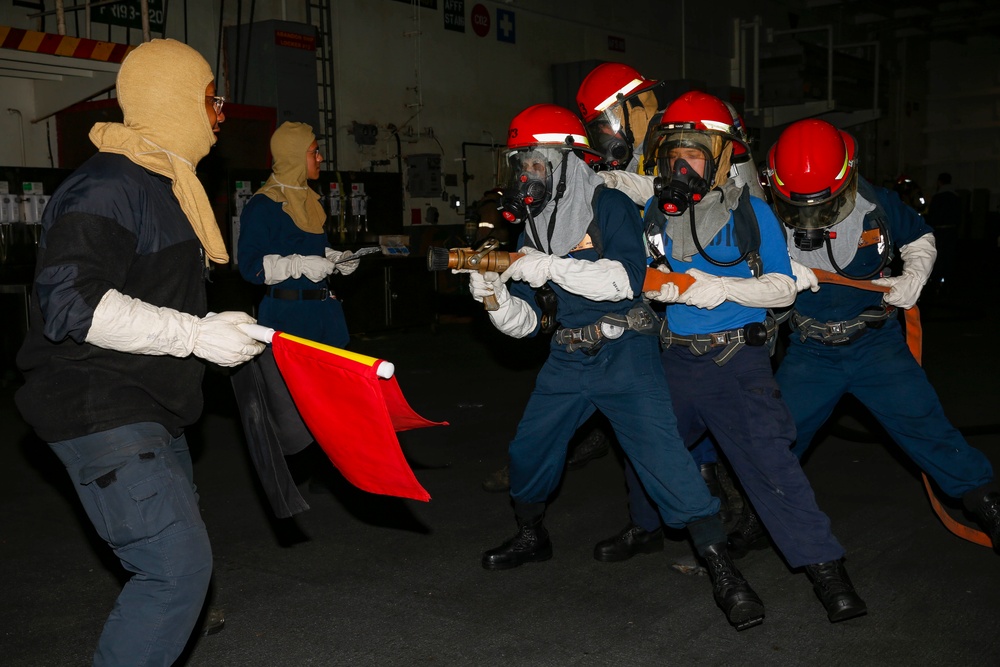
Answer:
[
  {"left": 576, "top": 63, "right": 661, "bottom": 170},
  {"left": 765, "top": 119, "right": 859, "bottom": 230},
  {"left": 576, "top": 63, "right": 659, "bottom": 122},
  {"left": 647, "top": 91, "right": 750, "bottom": 186},
  {"left": 502, "top": 104, "right": 598, "bottom": 221},
  {"left": 506, "top": 103, "right": 596, "bottom": 153}
]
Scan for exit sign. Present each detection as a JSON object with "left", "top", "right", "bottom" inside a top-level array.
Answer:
[{"left": 91, "top": 0, "right": 165, "bottom": 33}]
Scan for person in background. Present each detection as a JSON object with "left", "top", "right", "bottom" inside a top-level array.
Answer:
[
  {"left": 238, "top": 121, "right": 359, "bottom": 347},
  {"left": 472, "top": 103, "right": 764, "bottom": 631},
  {"left": 236, "top": 121, "right": 361, "bottom": 497},
  {"left": 15, "top": 39, "right": 265, "bottom": 666}
]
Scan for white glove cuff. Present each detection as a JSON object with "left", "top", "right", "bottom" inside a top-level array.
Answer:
[
  {"left": 85, "top": 289, "right": 197, "bottom": 357},
  {"left": 548, "top": 257, "right": 634, "bottom": 302}
]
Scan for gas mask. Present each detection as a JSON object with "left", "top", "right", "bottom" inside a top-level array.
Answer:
[
  {"left": 791, "top": 228, "right": 830, "bottom": 251},
  {"left": 593, "top": 130, "right": 631, "bottom": 169},
  {"left": 653, "top": 157, "right": 710, "bottom": 216},
  {"left": 500, "top": 149, "right": 555, "bottom": 222}
]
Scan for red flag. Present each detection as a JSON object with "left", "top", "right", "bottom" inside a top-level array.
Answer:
[{"left": 269, "top": 332, "right": 446, "bottom": 502}]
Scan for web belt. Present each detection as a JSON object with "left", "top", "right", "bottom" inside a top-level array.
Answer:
[
  {"left": 554, "top": 303, "right": 660, "bottom": 355},
  {"left": 790, "top": 305, "right": 896, "bottom": 346},
  {"left": 660, "top": 316, "right": 777, "bottom": 366}
]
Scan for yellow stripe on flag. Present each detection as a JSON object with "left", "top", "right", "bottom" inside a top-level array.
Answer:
[{"left": 280, "top": 333, "right": 382, "bottom": 369}]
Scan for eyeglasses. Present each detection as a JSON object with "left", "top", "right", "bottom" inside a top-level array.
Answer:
[{"left": 208, "top": 96, "right": 225, "bottom": 113}]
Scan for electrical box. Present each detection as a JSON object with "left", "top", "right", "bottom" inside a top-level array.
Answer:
[{"left": 405, "top": 154, "right": 442, "bottom": 198}]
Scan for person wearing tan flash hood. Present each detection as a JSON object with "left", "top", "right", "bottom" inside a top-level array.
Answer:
[
  {"left": 238, "top": 121, "right": 359, "bottom": 348},
  {"left": 16, "top": 39, "right": 264, "bottom": 666}
]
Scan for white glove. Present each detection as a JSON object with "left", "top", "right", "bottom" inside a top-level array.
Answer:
[
  {"left": 501, "top": 247, "right": 553, "bottom": 288},
  {"left": 192, "top": 311, "right": 267, "bottom": 366},
  {"left": 681, "top": 268, "right": 796, "bottom": 309},
  {"left": 470, "top": 271, "right": 538, "bottom": 338},
  {"left": 871, "top": 232, "right": 936, "bottom": 309},
  {"left": 598, "top": 170, "right": 655, "bottom": 206},
  {"left": 85, "top": 289, "right": 265, "bottom": 367},
  {"left": 262, "top": 254, "right": 335, "bottom": 284},
  {"left": 469, "top": 270, "right": 505, "bottom": 303},
  {"left": 547, "top": 256, "right": 634, "bottom": 301},
  {"left": 679, "top": 268, "right": 729, "bottom": 309},
  {"left": 325, "top": 248, "right": 360, "bottom": 276},
  {"left": 643, "top": 266, "right": 682, "bottom": 303},
  {"left": 789, "top": 259, "right": 821, "bottom": 293}
]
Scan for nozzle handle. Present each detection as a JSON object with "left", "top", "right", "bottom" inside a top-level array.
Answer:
[{"left": 483, "top": 294, "right": 500, "bottom": 311}]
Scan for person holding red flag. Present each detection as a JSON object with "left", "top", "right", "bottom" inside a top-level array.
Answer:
[{"left": 15, "top": 39, "right": 264, "bottom": 665}]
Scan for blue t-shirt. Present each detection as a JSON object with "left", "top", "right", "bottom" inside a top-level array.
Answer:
[
  {"left": 647, "top": 194, "right": 792, "bottom": 336},
  {"left": 792, "top": 180, "right": 932, "bottom": 322}
]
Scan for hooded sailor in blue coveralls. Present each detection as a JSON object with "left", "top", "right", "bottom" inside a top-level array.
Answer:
[
  {"left": 470, "top": 103, "right": 763, "bottom": 631},
  {"left": 598, "top": 92, "right": 868, "bottom": 625},
  {"left": 724, "top": 119, "right": 1000, "bottom": 557}
]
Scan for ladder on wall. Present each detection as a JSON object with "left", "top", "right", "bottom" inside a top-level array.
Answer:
[{"left": 306, "top": 0, "right": 337, "bottom": 170}]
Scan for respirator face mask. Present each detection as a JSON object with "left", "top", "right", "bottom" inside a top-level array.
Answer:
[
  {"left": 584, "top": 104, "right": 632, "bottom": 169},
  {"left": 500, "top": 148, "right": 562, "bottom": 222},
  {"left": 770, "top": 169, "right": 859, "bottom": 251},
  {"left": 654, "top": 143, "right": 712, "bottom": 216}
]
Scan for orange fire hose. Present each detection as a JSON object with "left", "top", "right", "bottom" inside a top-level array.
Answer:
[{"left": 811, "top": 269, "right": 991, "bottom": 547}]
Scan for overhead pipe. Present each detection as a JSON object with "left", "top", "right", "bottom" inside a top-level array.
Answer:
[
  {"left": 140, "top": 0, "right": 150, "bottom": 42},
  {"left": 56, "top": 0, "right": 67, "bottom": 35},
  {"left": 241, "top": 0, "right": 256, "bottom": 104}
]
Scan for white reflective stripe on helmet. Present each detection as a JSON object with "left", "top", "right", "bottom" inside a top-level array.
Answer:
[
  {"left": 594, "top": 78, "right": 645, "bottom": 112},
  {"left": 532, "top": 132, "right": 591, "bottom": 146}
]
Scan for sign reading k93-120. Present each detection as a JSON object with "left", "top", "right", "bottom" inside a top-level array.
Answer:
[{"left": 90, "top": 0, "right": 165, "bottom": 33}]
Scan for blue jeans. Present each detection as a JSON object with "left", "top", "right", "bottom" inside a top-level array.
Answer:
[{"left": 50, "top": 422, "right": 213, "bottom": 667}]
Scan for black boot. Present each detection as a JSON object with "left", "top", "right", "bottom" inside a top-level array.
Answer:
[
  {"left": 963, "top": 483, "right": 1000, "bottom": 553},
  {"left": 593, "top": 523, "right": 664, "bottom": 562},
  {"left": 566, "top": 428, "right": 611, "bottom": 470},
  {"left": 727, "top": 504, "right": 769, "bottom": 558},
  {"left": 701, "top": 543, "right": 765, "bottom": 631},
  {"left": 804, "top": 560, "right": 868, "bottom": 623},
  {"left": 482, "top": 517, "right": 553, "bottom": 570},
  {"left": 700, "top": 462, "right": 732, "bottom": 524}
]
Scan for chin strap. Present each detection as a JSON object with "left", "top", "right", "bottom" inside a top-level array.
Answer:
[{"left": 811, "top": 269, "right": 991, "bottom": 548}]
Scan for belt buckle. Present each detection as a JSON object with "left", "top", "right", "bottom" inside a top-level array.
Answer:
[
  {"left": 827, "top": 322, "right": 845, "bottom": 336},
  {"left": 710, "top": 332, "right": 729, "bottom": 346}
]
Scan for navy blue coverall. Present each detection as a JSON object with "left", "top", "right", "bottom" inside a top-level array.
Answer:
[
  {"left": 777, "top": 179, "right": 994, "bottom": 499},
  {"left": 506, "top": 188, "right": 723, "bottom": 545},
  {"left": 624, "top": 192, "right": 846, "bottom": 568},
  {"left": 238, "top": 195, "right": 349, "bottom": 347}
]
